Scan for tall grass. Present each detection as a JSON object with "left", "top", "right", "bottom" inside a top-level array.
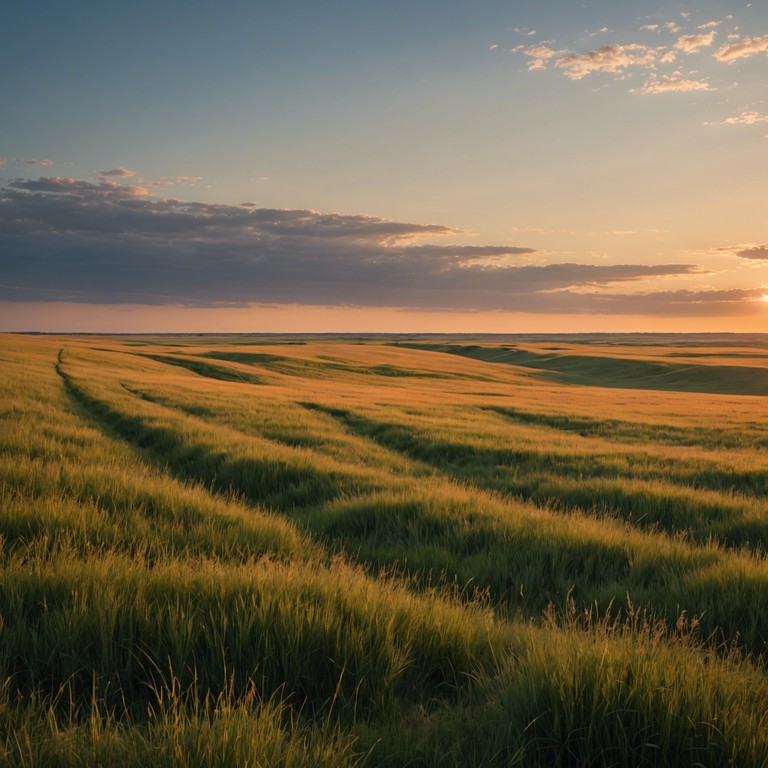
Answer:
[
  {"left": 364, "top": 610, "right": 768, "bottom": 767},
  {"left": 2, "top": 333, "right": 768, "bottom": 766}
]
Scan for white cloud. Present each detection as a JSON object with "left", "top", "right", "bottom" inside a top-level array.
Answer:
[
  {"left": 23, "top": 158, "right": 53, "bottom": 166},
  {"left": 715, "top": 34, "right": 768, "bottom": 62},
  {"left": 511, "top": 22, "right": 763, "bottom": 100},
  {"left": 522, "top": 44, "right": 565, "bottom": 72},
  {"left": 639, "top": 75, "right": 713, "bottom": 94},
  {"left": 721, "top": 111, "right": 768, "bottom": 125},
  {"left": 674, "top": 32, "right": 716, "bottom": 53},
  {"left": 555, "top": 43, "right": 656, "bottom": 80}
]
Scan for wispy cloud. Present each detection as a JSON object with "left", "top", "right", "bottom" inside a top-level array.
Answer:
[
  {"left": 97, "top": 166, "right": 137, "bottom": 178},
  {"left": 674, "top": 32, "right": 716, "bottom": 53},
  {"left": 546, "top": 288, "right": 766, "bottom": 317},
  {"left": 145, "top": 175, "right": 202, "bottom": 188},
  {"left": 16, "top": 176, "right": 151, "bottom": 198},
  {"left": 519, "top": 36, "right": 709, "bottom": 91},
  {"left": 513, "top": 14, "right": 765, "bottom": 102},
  {"left": 22, "top": 158, "right": 53, "bottom": 166},
  {"left": 708, "top": 111, "right": 768, "bottom": 126},
  {"left": 523, "top": 45, "right": 565, "bottom": 71},
  {"left": 94, "top": 167, "right": 201, "bottom": 189},
  {"left": 638, "top": 74, "right": 713, "bottom": 94},
  {"left": 0, "top": 157, "right": 6, "bottom": 168},
  {"left": 554, "top": 43, "right": 657, "bottom": 80},
  {"left": 0, "top": 176, "right": 708, "bottom": 315},
  {"left": 715, "top": 34, "right": 768, "bottom": 62}
]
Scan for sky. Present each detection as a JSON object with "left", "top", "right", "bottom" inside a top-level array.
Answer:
[{"left": 1, "top": 0, "right": 767, "bottom": 333}]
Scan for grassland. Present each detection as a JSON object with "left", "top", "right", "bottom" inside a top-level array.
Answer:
[{"left": 2, "top": 332, "right": 768, "bottom": 766}]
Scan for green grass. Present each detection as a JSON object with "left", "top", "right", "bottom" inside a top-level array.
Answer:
[
  {"left": 489, "top": 405, "right": 768, "bottom": 450},
  {"left": 141, "top": 354, "right": 266, "bottom": 384},
  {"left": 316, "top": 406, "right": 768, "bottom": 548},
  {"left": 2, "top": 333, "right": 768, "bottom": 766},
  {"left": 406, "top": 342, "right": 768, "bottom": 395}
]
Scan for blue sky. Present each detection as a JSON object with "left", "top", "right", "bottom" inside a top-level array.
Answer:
[{"left": 2, "top": 0, "right": 767, "bottom": 332}]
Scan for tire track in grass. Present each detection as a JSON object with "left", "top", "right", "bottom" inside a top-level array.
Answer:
[
  {"left": 54, "top": 351, "right": 768, "bottom": 658},
  {"left": 317, "top": 405, "right": 768, "bottom": 550},
  {"left": 56, "top": 354, "right": 349, "bottom": 515},
  {"left": 139, "top": 353, "right": 267, "bottom": 385},
  {"left": 488, "top": 405, "right": 768, "bottom": 452},
  {"left": 303, "top": 402, "right": 768, "bottom": 658}
]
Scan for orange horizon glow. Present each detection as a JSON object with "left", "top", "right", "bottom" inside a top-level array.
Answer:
[{"left": 2, "top": 301, "right": 767, "bottom": 336}]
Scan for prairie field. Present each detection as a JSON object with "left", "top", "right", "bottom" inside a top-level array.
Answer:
[{"left": 2, "top": 332, "right": 768, "bottom": 766}]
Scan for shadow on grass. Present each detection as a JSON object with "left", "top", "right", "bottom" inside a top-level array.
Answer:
[
  {"left": 309, "top": 404, "right": 768, "bottom": 549},
  {"left": 57, "top": 362, "right": 342, "bottom": 513}
]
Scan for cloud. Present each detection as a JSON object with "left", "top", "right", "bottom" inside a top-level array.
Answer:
[
  {"left": 0, "top": 157, "right": 6, "bottom": 167},
  {"left": 734, "top": 245, "right": 768, "bottom": 260},
  {"left": 97, "top": 166, "right": 137, "bottom": 178},
  {"left": 711, "top": 111, "right": 768, "bottom": 126},
  {"left": 95, "top": 168, "right": 199, "bottom": 187},
  {"left": 13, "top": 176, "right": 150, "bottom": 198},
  {"left": 638, "top": 74, "right": 712, "bottom": 94},
  {"left": 23, "top": 158, "right": 53, "bottom": 166},
  {"left": 554, "top": 43, "right": 657, "bottom": 80},
  {"left": 715, "top": 34, "right": 768, "bottom": 62},
  {"left": 522, "top": 44, "right": 564, "bottom": 71},
  {"left": 0, "top": 176, "right": 708, "bottom": 314},
  {"left": 674, "top": 32, "right": 716, "bottom": 53},
  {"left": 539, "top": 288, "right": 766, "bottom": 317},
  {"left": 144, "top": 175, "right": 203, "bottom": 188},
  {"left": 513, "top": 21, "right": 765, "bottom": 100}
]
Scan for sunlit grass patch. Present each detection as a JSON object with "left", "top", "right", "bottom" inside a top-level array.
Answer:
[{"left": 3, "top": 333, "right": 768, "bottom": 767}]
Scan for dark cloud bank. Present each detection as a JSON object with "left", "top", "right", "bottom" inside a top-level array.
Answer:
[{"left": 0, "top": 177, "right": 760, "bottom": 315}]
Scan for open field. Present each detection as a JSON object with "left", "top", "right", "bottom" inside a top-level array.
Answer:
[{"left": 2, "top": 332, "right": 768, "bottom": 766}]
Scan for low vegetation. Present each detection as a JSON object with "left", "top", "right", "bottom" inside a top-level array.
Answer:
[{"left": 2, "top": 333, "right": 767, "bottom": 766}]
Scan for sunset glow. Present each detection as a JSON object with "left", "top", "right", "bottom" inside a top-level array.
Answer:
[{"left": 2, "top": 1, "right": 767, "bottom": 332}]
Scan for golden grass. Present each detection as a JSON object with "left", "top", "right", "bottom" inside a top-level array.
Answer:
[{"left": 2, "top": 332, "right": 768, "bottom": 766}]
